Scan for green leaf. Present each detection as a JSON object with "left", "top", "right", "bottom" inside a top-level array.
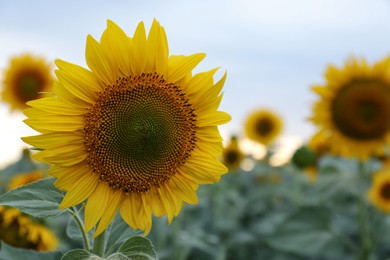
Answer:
[
  {"left": 106, "top": 253, "right": 128, "bottom": 260},
  {"left": 264, "top": 206, "right": 344, "bottom": 258},
  {"left": 117, "top": 236, "right": 157, "bottom": 260},
  {"left": 0, "top": 177, "right": 65, "bottom": 218},
  {"left": 0, "top": 241, "right": 62, "bottom": 260},
  {"left": 105, "top": 213, "right": 141, "bottom": 255},
  {"left": 61, "top": 249, "right": 100, "bottom": 260}
]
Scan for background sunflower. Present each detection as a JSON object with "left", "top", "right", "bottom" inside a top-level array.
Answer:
[
  {"left": 1, "top": 54, "right": 53, "bottom": 112},
  {"left": 368, "top": 169, "right": 390, "bottom": 213},
  {"left": 310, "top": 57, "right": 390, "bottom": 159},
  {"left": 244, "top": 108, "right": 283, "bottom": 146}
]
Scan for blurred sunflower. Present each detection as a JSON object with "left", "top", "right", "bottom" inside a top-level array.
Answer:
[
  {"left": 1, "top": 54, "right": 53, "bottom": 111},
  {"left": 308, "top": 130, "right": 331, "bottom": 157},
  {"left": 368, "top": 169, "right": 390, "bottom": 213},
  {"left": 0, "top": 206, "right": 57, "bottom": 251},
  {"left": 23, "top": 19, "right": 230, "bottom": 237},
  {"left": 222, "top": 136, "right": 244, "bottom": 170},
  {"left": 244, "top": 109, "right": 283, "bottom": 146},
  {"left": 7, "top": 170, "right": 45, "bottom": 191},
  {"left": 310, "top": 57, "right": 390, "bottom": 159}
]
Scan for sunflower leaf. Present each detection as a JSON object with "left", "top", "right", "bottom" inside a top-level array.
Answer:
[
  {"left": 0, "top": 177, "right": 65, "bottom": 218},
  {"left": 106, "top": 253, "right": 128, "bottom": 260},
  {"left": 0, "top": 241, "right": 63, "bottom": 260},
  {"left": 105, "top": 213, "right": 142, "bottom": 255},
  {"left": 117, "top": 236, "right": 157, "bottom": 260},
  {"left": 61, "top": 249, "right": 100, "bottom": 260},
  {"left": 264, "top": 206, "right": 344, "bottom": 258}
]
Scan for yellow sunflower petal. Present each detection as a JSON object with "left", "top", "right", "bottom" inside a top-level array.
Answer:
[
  {"left": 27, "top": 97, "right": 86, "bottom": 115},
  {"left": 59, "top": 172, "right": 99, "bottom": 209},
  {"left": 55, "top": 59, "right": 103, "bottom": 98},
  {"left": 197, "top": 111, "right": 231, "bottom": 127},
  {"left": 120, "top": 193, "right": 152, "bottom": 234},
  {"left": 129, "top": 22, "right": 147, "bottom": 75},
  {"left": 52, "top": 165, "right": 88, "bottom": 191},
  {"left": 24, "top": 115, "right": 84, "bottom": 132},
  {"left": 148, "top": 186, "right": 167, "bottom": 217},
  {"left": 22, "top": 132, "right": 83, "bottom": 149},
  {"left": 86, "top": 35, "right": 117, "bottom": 84},
  {"left": 170, "top": 173, "right": 199, "bottom": 204},
  {"left": 84, "top": 182, "right": 111, "bottom": 233},
  {"left": 168, "top": 53, "right": 206, "bottom": 83},
  {"left": 147, "top": 19, "right": 168, "bottom": 75},
  {"left": 100, "top": 20, "right": 130, "bottom": 76},
  {"left": 93, "top": 189, "right": 122, "bottom": 237}
]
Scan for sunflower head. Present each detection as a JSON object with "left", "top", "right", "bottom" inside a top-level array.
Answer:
[
  {"left": 222, "top": 136, "right": 244, "bottom": 170},
  {"left": 244, "top": 109, "right": 283, "bottom": 146},
  {"left": 368, "top": 169, "right": 390, "bottom": 213},
  {"left": 1, "top": 54, "right": 53, "bottom": 111},
  {"left": 0, "top": 206, "right": 57, "bottom": 251},
  {"left": 310, "top": 57, "right": 390, "bottom": 159},
  {"left": 308, "top": 130, "right": 331, "bottom": 157},
  {"left": 7, "top": 170, "right": 45, "bottom": 191},
  {"left": 23, "top": 19, "right": 230, "bottom": 237}
]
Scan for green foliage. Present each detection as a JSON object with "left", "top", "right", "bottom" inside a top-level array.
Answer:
[
  {"left": 105, "top": 214, "right": 142, "bottom": 255},
  {"left": 0, "top": 242, "right": 63, "bottom": 260},
  {"left": 2, "top": 149, "right": 390, "bottom": 259},
  {"left": 0, "top": 178, "right": 64, "bottom": 218},
  {"left": 61, "top": 237, "right": 157, "bottom": 260},
  {"left": 147, "top": 155, "right": 390, "bottom": 259},
  {"left": 61, "top": 249, "right": 99, "bottom": 260},
  {"left": 117, "top": 236, "right": 157, "bottom": 259}
]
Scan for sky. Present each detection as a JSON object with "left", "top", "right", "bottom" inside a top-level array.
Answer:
[{"left": 1, "top": 0, "right": 390, "bottom": 166}]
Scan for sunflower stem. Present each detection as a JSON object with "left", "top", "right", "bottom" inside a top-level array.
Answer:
[
  {"left": 93, "top": 229, "right": 107, "bottom": 257},
  {"left": 358, "top": 160, "right": 372, "bottom": 260},
  {"left": 67, "top": 207, "right": 91, "bottom": 252}
]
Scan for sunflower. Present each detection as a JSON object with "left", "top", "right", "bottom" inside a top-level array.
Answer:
[
  {"left": 222, "top": 136, "right": 244, "bottom": 170},
  {"left": 0, "top": 206, "right": 57, "bottom": 251},
  {"left": 23, "top": 20, "right": 230, "bottom": 237},
  {"left": 1, "top": 53, "right": 53, "bottom": 111},
  {"left": 368, "top": 169, "right": 390, "bottom": 213},
  {"left": 244, "top": 109, "right": 283, "bottom": 146},
  {"left": 308, "top": 130, "right": 331, "bottom": 157},
  {"left": 310, "top": 57, "right": 390, "bottom": 159},
  {"left": 7, "top": 170, "right": 45, "bottom": 191}
]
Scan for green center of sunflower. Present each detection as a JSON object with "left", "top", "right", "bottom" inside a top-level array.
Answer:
[
  {"left": 255, "top": 118, "right": 273, "bottom": 136},
  {"left": 331, "top": 79, "right": 390, "bottom": 140},
  {"left": 15, "top": 71, "right": 43, "bottom": 102},
  {"left": 83, "top": 73, "right": 197, "bottom": 193},
  {"left": 380, "top": 182, "right": 390, "bottom": 200}
]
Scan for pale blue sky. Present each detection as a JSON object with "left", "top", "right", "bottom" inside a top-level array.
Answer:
[{"left": 1, "top": 0, "right": 390, "bottom": 165}]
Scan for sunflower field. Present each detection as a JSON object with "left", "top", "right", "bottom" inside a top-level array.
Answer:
[{"left": 1, "top": 2, "right": 390, "bottom": 260}]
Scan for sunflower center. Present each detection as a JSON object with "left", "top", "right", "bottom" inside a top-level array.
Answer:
[
  {"left": 255, "top": 118, "right": 273, "bottom": 136},
  {"left": 331, "top": 79, "right": 390, "bottom": 140},
  {"left": 14, "top": 70, "right": 44, "bottom": 102},
  {"left": 380, "top": 182, "right": 390, "bottom": 200},
  {"left": 83, "top": 73, "right": 197, "bottom": 193},
  {"left": 225, "top": 150, "right": 239, "bottom": 164}
]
